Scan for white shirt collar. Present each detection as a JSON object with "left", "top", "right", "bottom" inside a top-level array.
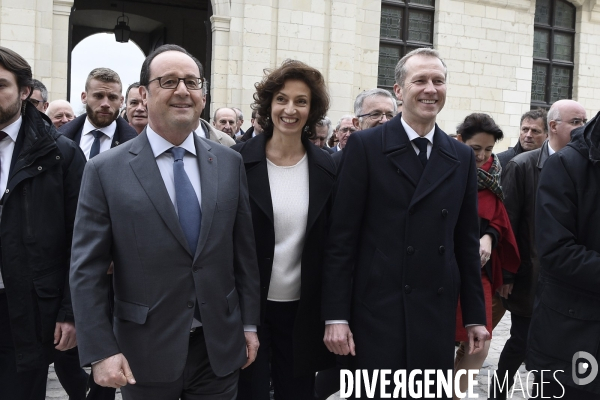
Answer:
[
  {"left": 401, "top": 117, "right": 435, "bottom": 144},
  {"left": 83, "top": 117, "right": 117, "bottom": 139},
  {"left": 1, "top": 116, "right": 22, "bottom": 143},
  {"left": 547, "top": 142, "right": 555, "bottom": 156},
  {"left": 146, "top": 125, "right": 197, "bottom": 158}
]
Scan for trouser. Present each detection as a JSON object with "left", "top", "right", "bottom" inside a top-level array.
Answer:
[
  {"left": 121, "top": 328, "right": 238, "bottom": 400},
  {"left": 53, "top": 347, "right": 89, "bottom": 400},
  {"left": 488, "top": 312, "right": 530, "bottom": 399},
  {"left": 0, "top": 292, "right": 49, "bottom": 400},
  {"left": 238, "top": 301, "right": 315, "bottom": 400}
]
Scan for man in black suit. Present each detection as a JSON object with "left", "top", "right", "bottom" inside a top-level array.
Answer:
[
  {"left": 496, "top": 109, "right": 547, "bottom": 170},
  {"left": 322, "top": 48, "right": 488, "bottom": 399},
  {"left": 59, "top": 67, "right": 137, "bottom": 159},
  {"left": 57, "top": 67, "right": 137, "bottom": 400},
  {"left": 0, "top": 46, "right": 86, "bottom": 400},
  {"left": 311, "top": 117, "right": 334, "bottom": 153}
]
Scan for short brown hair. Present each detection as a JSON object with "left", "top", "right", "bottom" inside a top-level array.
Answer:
[
  {"left": 0, "top": 46, "right": 33, "bottom": 94},
  {"left": 85, "top": 67, "right": 122, "bottom": 92},
  {"left": 520, "top": 108, "right": 548, "bottom": 133},
  {"left": 253, "top": 59, "right": 329, "bottom": 139},
  {"left": 456, "top": 113, "right": 504, "bottom": 142}
]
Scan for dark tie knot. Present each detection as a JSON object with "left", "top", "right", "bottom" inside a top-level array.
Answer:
[
  {"left": 170, "top": 147, "right": 186, "bottom": 162},
  {"left": 413, "top": 137, "right": 429, "bottom": 152},
  {"left": 91, "top": 130, "right": 104, "bottom": 139}
]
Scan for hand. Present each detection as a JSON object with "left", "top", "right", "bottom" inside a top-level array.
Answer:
[
  {"left": 242, "top": 331, "right": 259, "bottom": 369},
  {"left": 92, "top": 353, "right": 136, "bottom": 388},
  {"left": 466, "top": 325, "right": 490, "bottom": 355},
  {"left": 323, "top": 324, "right": 356, "bottom": 356},
  {"left": 54, "top": 322, "right": 77, "bottom": 351},
  {"left": 107, "top": 261, "right": 114, "bottom": 275},
  {"left": 496, "top": 283, "right": 513, "bottom": 299},
  {"left": 479, "top": 234, "right": 493, "bottom": 266}
]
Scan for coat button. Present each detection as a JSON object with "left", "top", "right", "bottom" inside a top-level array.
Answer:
[
  {"left": 404, "top": 285, "right": 412, "bottom": 294},
  {"left": 438, "top": 287, "right": 444, "bottom": 294},
  {"left": 56, "top": 155, "right": 60, "bottom": 160},
  {"left": 193, "top": 266, "right": 199, "bottom": 272},
  {"left": 569, "top": 309, "right": 575, "bottom": 315},
  {"left": 37, "top": 166, "right": 42, "bottom": 171},
  {"left": 441, "top": 209, "right": 448, "bottom": 217},
  {"left": 187, "top": 301, "right": 194, "bottom": 308},
  {"left": 406, "top": 246, "right": 414, "bottom": 255},
  {"left": 439, "top": 246, "right": 445, "bottom": 255}
]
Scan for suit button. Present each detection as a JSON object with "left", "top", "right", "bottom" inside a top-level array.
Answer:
[
  {"left": 438, "top": 287, "right": 444, "bottom": 294},
  {"left": 569, "top": 309, "right": 575, "bottom": 315},
  {"left": 439, "top": 246, "right": 445, "bottom": 255},
  {"left": 187, "top": 301, "right": 194, "bottom": 308},
  {"left": 404, "top": 285, "right": 412, "bottom": 294},
  {"left": 409, "top": 208, "right": 415, "bottom": 215},
  {"left": 406, "top": 246, "right": 414, "bottom": 255},
  {"left": 193, "top": 266, "right": 199, "bottom": 272},
  {"left": 441, "top": 209, "right": 448, "bottom": 217}
]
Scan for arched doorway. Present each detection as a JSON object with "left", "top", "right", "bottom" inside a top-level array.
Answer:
[
  {"left": 67, "top": 0, "right": 213, "bottom": 118},
  {"left": 70, "top": 33, "right": 146, "bottom": 115}
]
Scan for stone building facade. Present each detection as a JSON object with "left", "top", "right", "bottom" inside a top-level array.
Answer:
[{"left": 0, "top": 0, "right": 599, "bottom": 148}]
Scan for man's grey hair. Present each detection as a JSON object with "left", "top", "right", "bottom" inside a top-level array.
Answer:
[
  {"left": 213, "top": 107, "right": 237, "bottom": 121},
  {"left": 336, "top": 114, "right": 355, "bottom": 131},
  {"left": 316, "top": 117, "right": 333, "bottom": 139},
  {"left": 394, "top": 48, "right": 447, "bottom": 87},
  {"left": 354, "top": 89, "right": 397, "bottom": 116},
  {"left": 32, "top": 79, "right": 48, "bottom": 102},
  {"left": 546, "top": 106, "right": 560, "bottom": 132},
  {"left": 232, "top": 107, "right": 244, "bottom": 121}
]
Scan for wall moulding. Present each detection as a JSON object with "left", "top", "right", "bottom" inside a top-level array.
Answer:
[{"left": 460, "top": 0, "right": 532, "bottom": 11}]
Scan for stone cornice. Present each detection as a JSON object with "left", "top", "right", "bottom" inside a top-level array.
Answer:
[
  {"left": 53, "top": 0, "right": 73, "bottom": 16},
  {"left": 210, "top": 15, "right": 231, "bottom": 32},
  {"left": 461, "top": 0, "right": 532, "bottom": 11}
]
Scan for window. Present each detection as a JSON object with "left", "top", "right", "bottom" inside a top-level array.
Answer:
[
  {"left": 531, "top": 0, "right": 576, "bottom": 108},
  {"left": 378, "top": 0, "right": 435, "bottom": 92}
]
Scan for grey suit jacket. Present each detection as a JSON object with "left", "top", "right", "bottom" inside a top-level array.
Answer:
[{"left": 70, "top": 129, "right": 260, "bottom": 382}]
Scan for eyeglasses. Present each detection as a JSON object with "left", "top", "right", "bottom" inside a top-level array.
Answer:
[
  {"left": 28, "top": 98, "right": 41, "bottom": 107},
  {"left": 556, "top": 118, "right": 587, "bottom": 127},
  {"left": 357, "top": 111, "right": 395, "bottom": 121},
  {"left": 148, "top": 76, "right": 203, "bottom": 90},
  {"left": 338, "top": 127, "right": 357, "bottom": 134}
]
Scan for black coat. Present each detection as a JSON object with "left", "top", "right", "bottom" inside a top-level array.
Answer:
[
  {"left": 237, "top": 126, "right": 254, "bottom": 143},
  {"left": 58, "top": 114, "right": 137, "bottom": 148},
  {"left": 527, "top": 112, "right": 600, "bottom": 394},
  {"left": 497, "top": 140, "right": 525, "bottom": 171},
  {"left": 322, "top": 115, "right": 485, "bottom": 376},
  {"left": 0, "top": 105, "right": 86, "bottom": 371},
  {"left": 231, "top": 134, "right": 337, "bottom": 376}
]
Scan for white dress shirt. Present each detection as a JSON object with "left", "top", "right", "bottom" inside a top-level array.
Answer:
[
  {"left": 548, "top": 142, "right": 555, "bottom": 156},
  {"left": 0, "top": 117, "right": 22, "bottom": 290},
  {"left": 401, "top": 117, "right": 435, "bottom": 159},
  {"left": 79, "top": 118, "right": 116, "bottom": 160}
]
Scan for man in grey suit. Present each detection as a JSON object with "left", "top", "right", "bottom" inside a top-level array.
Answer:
[{"left": 70, "top": 44, "right": 260, "bottom": 399}]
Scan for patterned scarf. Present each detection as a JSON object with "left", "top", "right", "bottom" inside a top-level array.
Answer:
[{"left": 477, "top": 154, "right": 504, "bottom": 201}]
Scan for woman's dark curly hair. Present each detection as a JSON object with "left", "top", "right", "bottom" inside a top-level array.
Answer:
[
  {"left": 456, "top": 113, "right": 504, "bottom": 142},
  {"left": 252, "top": 59, "right": 329, "bottom": 139}
]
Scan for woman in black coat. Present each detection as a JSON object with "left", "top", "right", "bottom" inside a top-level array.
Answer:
[{"left": 233, "top": 60, "right": 336, "bottom": 399}]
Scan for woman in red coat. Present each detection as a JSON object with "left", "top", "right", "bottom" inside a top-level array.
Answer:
[{"left": 454, "top": 113, "right": 520, "bottom": 398}]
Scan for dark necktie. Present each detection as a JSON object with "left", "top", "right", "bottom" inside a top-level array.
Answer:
[
  {"left": 170, "top": 147, "right": 202, "bottom": 322},
  {"left": 89, "top": 130, "right": 103, "bottom": 159},
  {"left": 413, "top": 137, "right": 429, "bottom": 167},
  {"left": 169, "top": 147, "right": 202, "bottom": 256}
]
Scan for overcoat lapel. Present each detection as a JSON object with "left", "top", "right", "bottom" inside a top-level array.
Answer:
[
  {"left": 410, "top": 127, "right": 460, "bottom": 207},
  {"left": 304, "top": 138, "right": 335, "bottom": 233},
  {"left": 194, "top": 136, "right": 217, "bottom": 262},
  {"left": 383, "top": 116, "right": 423, "bottom": 187},
  {"left": 241, "top": 135, "right": 274, "bottom": 224},
  {"left": 128, "top": 130, "right": 191, "bottom": 255}
]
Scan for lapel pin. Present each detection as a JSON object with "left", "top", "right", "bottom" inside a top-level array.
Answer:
[
  {"left": 115, "top": 141, "right": 120, "bottom": 146},
  {"left": 208, "top": 157, "right": 213, "bottom": 162}
]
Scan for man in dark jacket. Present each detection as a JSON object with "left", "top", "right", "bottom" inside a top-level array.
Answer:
[
  {"left": 489, "top": 100, "right": 587, "bottom": 399},
  {"left": 238, "top": 110, "right": 263, "bottom": 143},
  {"left": 527, "top": 110, "right": 600, "bottom": 398},
  {"left": 497, "top": 109, "right": 548, "bottom": 170},
  {"left": 57, "top": 67, "right": 137, "bottom": 400},
  {"left": 0, "top": 46, "right": 86, "bottom": 400},
  {"left": 59, "top": 67, "right": 137, "bottom": 159}
]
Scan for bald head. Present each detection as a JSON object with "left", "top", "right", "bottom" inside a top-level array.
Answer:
[
  {"left": 547, "top": 100, "right": 587, "bottom": 152},
  {"left": 46, "top": 100, "right": 75, "bottom": 128}
]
